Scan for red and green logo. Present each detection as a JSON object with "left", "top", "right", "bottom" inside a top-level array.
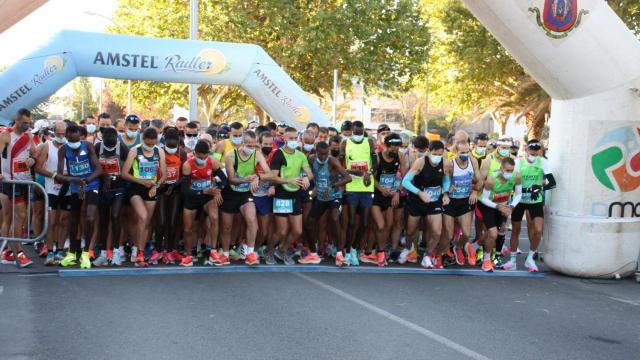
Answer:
[{"left": 591, "top": 126, "right": 640, "bottom": 192}]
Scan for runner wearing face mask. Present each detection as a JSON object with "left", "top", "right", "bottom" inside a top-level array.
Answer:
[
  {"left": 478, "top": 157, "right": 522, "bottom": 272},
  {"left": 183, "top": 121, "right": 200, "bottom": 153},
  {"left": 297, "top": 129, "right": 317, "bottom": 264},
  {"left": 120, "top": 115, "right": 142, "bottom": 149},
  {"left": 402, "top": 140, "right": 451, "bottom": 269},
  {"left": 255, "top": 132, "right": 277, "bottom": 264},
  {"left": 93, "top": 127, "right": 129, "bottom": 266}
]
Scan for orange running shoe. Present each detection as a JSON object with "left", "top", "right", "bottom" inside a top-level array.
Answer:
[
  {"left": 454, "top": 247, "right": 465, "bottom": 266},
  {"left": 481, "top": 259, "right": 493, "bottom": 272},
  {"left": 299, "top": 253, "right": 322, "bottom": 264},
  {"left": 335, "top": 254, "right": 348, "bottom": 267},
  {"left": 464, "top": 243, "right": 477, "bottom": 267},
  {"left": 214, "top": 254, "right": 230, "bottom": 266},
  {"left": 173, "top": 250, "right": 184, "bottom": 262},
  {"left": 434, "top": 254, "right": 444, "bottom": 269},
  {"left": 359, "top": 253, "right": 377, "bottom": 264},
  {"left": 39, "top": 245, "right": 48, "bottom": 258},
  {"left": 407, "top": 250, "right": 418, "bottom": 263},
  {"left": 134, "top": 252, "right": 148, "bottom": 267},
  {"left": 376, "top": 251, "right": 387, "bottom": 267},
  {"left": 180, "top": 256, "right": 193, "bottom": 267},
  {"left": 245, "top": 252, "right": 259, "bottom": 266}
]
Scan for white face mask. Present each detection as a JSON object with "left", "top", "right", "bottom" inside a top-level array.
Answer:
[
  {"left": 528, "top": 155, "right": 538, "bottom": 162},
  {"left": 429, "top": 154, "right": 442, "bottom": 164},
  {"left": 503, "top": 171, "right": 513, "bottom": 180}
]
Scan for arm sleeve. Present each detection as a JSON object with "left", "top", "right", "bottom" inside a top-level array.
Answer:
[
  {"left": 214, "top": 168, "right": 228, "bottom": 189},
  {"left": 402, "top": 172, "right": 421, "bottom": 195},
  {"left": 510, "top": 185, "right": 523, "bottom": 207},
  {"left": 480, "top": 189, "right": 497, "bottom": 208},
  {"left": 369, "top": 149, "right": 378, "bottom": 174},
  {"left": 544, "top": 173, "right": 556, "bottom": 190},
  {"left": 442, "top": 175, "right": 451, "bottom": 193}
]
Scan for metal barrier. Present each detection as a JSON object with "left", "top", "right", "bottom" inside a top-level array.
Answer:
[{"left": 0, "top": 179, "right": 49, "bottom": 267}]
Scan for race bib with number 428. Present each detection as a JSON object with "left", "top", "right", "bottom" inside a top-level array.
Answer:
[{"left": 273, "top": 198, "right": 293, "bottom": 214}]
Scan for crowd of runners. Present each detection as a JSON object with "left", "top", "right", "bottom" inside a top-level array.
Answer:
[{"left": 0, "top": 108, "right": 556, "bottom": 272}]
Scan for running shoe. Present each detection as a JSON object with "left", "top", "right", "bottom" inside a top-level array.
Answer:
[
  {"left": 283, "top": 251, "right": 295, "bottom": 265},
  {"left": 173, "top": 250, "right": 183, "bottom": 262},
  {"left": 111, "top": 250, "right": 123, "bottom": 266},
  {"left": 214, "top": 254, "right": 230, "bottom": 266},
  {"left": 524, "top": 258, "right": 539, "bottom": 273},
  {"left": 501, "top": 246, "right": 510, "bottom": 257},
  {"left": 335, "top": 253, "right": 348, "bottom": 267},
  {"left": 359, "top": 253, "right": 376, "bottom": 264},
  {"left": 388, "top": 249, "right": 399, "bottom": 263},
  {"left": 134, "top": 253, "right": 148, "bottom": 267},
  {"left": 107, "top": 249, "right": 113, "bottom": 261},
  {"left": 59, "top": 252, "right": 77, "bottom": 267},
  {"left": 148, "top": 250, "right": 162, "bottom": 265},
  {"left": 454, "top": 247, "right": 465, "bottom": 266},
  {"left": 205, "top": 251, "right": 220, "bottom": 266},
  {"left": 245, "top": 252, "right": 260, "bottom": 266},
  {"left": 38, "top": 245, "right": 48, "bottom": 258},
  {"left": 180, "top": 256, "right": 194, "bottom": 267},
  {"left": 16, "top": 252, "right": 33, "bottom": 268},
  {"left": 1, "top": 249, "right": 15, "bottom": 264},
  {"left": 298, "top": 253, "right": 322, "bottom": 265},
  {"left": 80, "top": 251, "right": 91, "bottom": 269},
  {"left": 434, "top": 254, "right": 444, "bottom": 269},
  {"left": 164, "top": 251, "right": 176, "bottom": 265},
  {"left": 54, "top": 250, "right": 65, "bottom": 263},
  {"left": 476, "top": 246, "right": 484, "bottom": 265},
  {"left": 407, "top": 249, "right": 418, "bottom": 263},
  {"left": 421, "top": 255, "right": 434, "bottom": 269},
  {"left": 481, "top": 259, "right": 494, "bottom": 272},
  {"left": 398, "top": 248, "right": 411, "bottom": 264},
  {"left": 464, "top": 243, "right": 477, "bottom": 267},
  {"left": 265, "top": 249, "right": 276, "bottom": 265},
  {"left": 376, "top": 251, "right": 387, "bottom": 267},
  {"left": 501, "top": 260, "right": 517, "bottom": 271},
  {"left": 88, "top": 249, "right": 95, "bottom": 260},
  {"left": 92, "top": 253, "right": 109, "bottom": 267},
  {"left": 257, "top": 246, "right": 266, "bottom": 259},
  {"left": 45, "top": 252, "right": 56, "bottom": 266},
  {"left": 229, "top": 248, "right": 243, "bottom": 261},
  {"left": 274, "top": 247, "right": 285, "bottom": 262},
  {"left": 348, "top": 251, "right": 359, "bottom": 266}
]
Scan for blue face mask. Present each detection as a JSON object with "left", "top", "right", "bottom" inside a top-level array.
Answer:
[
  {"left": 502, "top": 171, "right": 513, "bottom": 180},
  {"left": 287, "top": 140, "right": 298, "bottom": 150},
  {"left": 303, "top": 144, "right": 314, "bottom": 152},
  {"left": 86, "top": 124, "right": 96, "bottom": 133},
  {"left": 195, "top": 157, "right": 207, "bottom": 166},
  {"left": 54, "top": 136, "right": 66, "bottom": 144},
  {"left": 126, "top": 129, "right": 138, "bottom": 139},
  {"left": 475, "top": 147, "right": 486, "bottom": 155},
  {"left": 430, "top": 155, "right": 442, "bottom": 164},
  {"left": 142, "top": 143, "right": 155, "bottom": 152},
  {"left": 244, "top": 147, "right": 255, "bottom": 156},
  {"left": 351, "top": 134, "right": 364, "bottom": 143},
  {"left": 459, "top": 154, "right": 470, "bottom": 161},
  {"left": 67, "top": 141, "right": 81, "bottom": 150},
  {"left": 231, "top": 136, "right": 242, "bottom": 145},
  {"left": 498, "top": 148, "right": 510, "bottom": 157}
]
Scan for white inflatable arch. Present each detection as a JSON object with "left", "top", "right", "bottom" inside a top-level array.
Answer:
[{"left": 0, "top": 30, "right": 329, "bottom": 128}]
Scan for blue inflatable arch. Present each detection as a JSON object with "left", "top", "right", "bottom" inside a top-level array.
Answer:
[{"left": 0, "top": 30, "right": 329, "bottom": 127}]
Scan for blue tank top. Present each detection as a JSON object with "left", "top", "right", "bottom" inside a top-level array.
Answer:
[
  {"left": 65, "top": 141, "right": 99, "bottom": 193},
  {"left": 312, "top": 158, "right": 342, "bottom": 201}
]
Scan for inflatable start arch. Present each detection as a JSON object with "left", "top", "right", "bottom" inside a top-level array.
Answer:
[{"left": 0, "top": 30, "right": 329, "bottom": 128}]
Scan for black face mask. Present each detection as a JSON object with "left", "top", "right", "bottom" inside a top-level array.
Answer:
[
  {"left": 262, "top": 146, "right": 272, "bottom": 156},
  {"left": 103, "top": 137, "right": 117, "bottom": 149},
  {"left": 331, "top": 149, "right": 340, "bottom": 157},
  {"left": 99, "top": 127, "right": 108, "bottom": 134},
  {"left": 18, "top": 123, "right": 30, "bottom": 133}
]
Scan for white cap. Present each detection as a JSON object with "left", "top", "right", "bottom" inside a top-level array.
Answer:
[{"left": 32, "top": 119, "right": 49, "bottom": 134}]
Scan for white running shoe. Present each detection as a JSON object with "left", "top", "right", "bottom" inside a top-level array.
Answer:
[
  {"left": 398, "top": 248, "right": 411, "bottom": 265},
  {"left": 524, "top": 258, "right": 539, "bottom": 272},
  {"left": 421, "top": 255, "right": 434, "bottom": 269},
  {"left": 111, "top": 250, "right": 123, "bottom": 266},
  {"left": 501, "top": 260, "right": 517, "bottom": 271}
]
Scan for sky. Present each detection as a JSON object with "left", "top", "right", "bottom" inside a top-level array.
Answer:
[{"left": 0, "top": 0, "right": 118, "bottom": 68}]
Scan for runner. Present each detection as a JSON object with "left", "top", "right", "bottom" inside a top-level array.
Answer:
[
  {"left": 55, "top": 124, "right": 103, "bottom": 269},
  {"left": 401, "top": 140, "right": 451, "bottom": 269},
  {"left": 269, "top": 127, "right": 314, "bottom": 265},
  {"left": 93, "top": 127, "right": 129, "bottom": 266},
  {"left": 502, "top": 139, "right": 555, "bottom": 272},
  {"left": 0, "top": 109, "right": 37, "bottom": 267},
  {"left": 254, "top": 131, "right": 277, "bottom": 264},
  {"left": 219, "top": 130, "right": 272, "bottom": 266},
  {"left": 297, "top": 129, "right": 317, "bottom": 263},
  {"left": 120, "top": 115, "right": 142, "bottom": 149},
  {"left": 304, "top": 141, "right": 352, "bottom": 266},
  {"left": 121, "top": 127, "right": 167, "bottom": 267},
  {"left": 34, "top": 120, "right": 71, "bottom": 265},
  {"left": 478, "top": 157, "right": 522, "bottom": 272},
  {"left": 95, "top": 113, "right": 113, "bottom": 144},
  {"left": 181, "top": 140, "right": 226, "bottom": 267},
  {"left": 443, "top": 140, "right": 483, "bottom": 266},
  {"left": 184, "top": 121, "right": 200, "bottom": 153}
]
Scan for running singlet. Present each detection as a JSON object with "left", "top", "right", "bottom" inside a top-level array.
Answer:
[
  {"left": 65, "top": 141, "right": 99, "bottom": 193},
  {"left": 98, "top": 142, "right": 126, "bottom": 189},
  {"left": 230, "top": 149, "right": 256, "bottom": 192},
  {"left": 345, "top": 138, "right": 374, "bottom": 192},
  {"left": 131, "top": 145, "right": 160, "bottom": 183},
  {"left": 312, "top": 157, "right": 342, "bottom": 201},
  {"left": 2, "top": 131, "right": 32, "bottom": 181},
  {"left": 412, "top": 158, "right": 444, "bottom": 201},
  {"left": 451, "top": 158, "right": 474, "bottom": 199},
  {"left": 253, "top": 155, "right": 272, "bottom": 197},
  {"left": 120, "top": 133, "right": 141, "bottom": 149},
  {"left": 274, "top": 149, "right": 309, "bottom": 193},
  {"left": 375, "top": 151, "right": 400, "bottom": 193},
  {"left": 187, "top": 157, "right": 214, "bottom": 191},
  {"left": 483, "top": 172, "right": 516, "bottom": 204},
  {"left": 164, "top": 150, "right": 182, "bottom": 185},
  {"left": 519, "top": 157, "right": 544, "bottom": 204},
  {"left": 44, "top": 141, "right": 68, "bottom": 195},
  {"left": 487, "top": 154, "right": 504, "bottom": 177}
]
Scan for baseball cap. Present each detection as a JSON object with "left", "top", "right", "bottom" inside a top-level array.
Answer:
[{"left": 32, "top": 119, "right": 49, "bottom": 134}]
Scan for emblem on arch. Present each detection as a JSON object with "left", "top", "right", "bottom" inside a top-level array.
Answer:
[{"left": 529, "top": 0, "right": 589, "bottom": 39}]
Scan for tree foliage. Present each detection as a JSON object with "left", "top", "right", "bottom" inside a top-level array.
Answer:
[
  {"left": 66, "top": 77, "right": 98, "bottom": 122},
  {"left": 108, "top": 0, "right": 429, "bottom": 122}
]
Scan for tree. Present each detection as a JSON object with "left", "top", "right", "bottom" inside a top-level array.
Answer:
[
  {"left": 100, "top": 86, "right": 125, "bottom": 121},
  {"left": 66, "top": 77, "right": 98, "bottom": 122},
  {"left": 107, "top": 0, "right": 430, "bottom": 123}
]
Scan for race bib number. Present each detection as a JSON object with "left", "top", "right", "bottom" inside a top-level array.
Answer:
[
  {"left": 379, "top": 173, "right": 396, "bottom": 189},
  {"left": 423, "top": 186, "right": 442, "bottom": 200},
  {"left": 492, "top": 192, "right": 511, "bottom": 204},
  {"left": 253, "top": 180, "right": 271, "bottom": 196},
  {"left": 138, "top": 159, "right": 157, "bottom": 180},
  {"left": 11, "top": 158, "right": 31, "bottom": 180},
  {"left": 522, "top": 192, "right": 532, "bottom": 203},
  {"left": 191, "top": 179, "right": 212, "bottom": 191},
  {"left": 273, "top": 198, "right": 293, "bottom": 214},
  {"left": 231, "top": 176, "right": 251, "bottom": 192},
  {"left": 350, "top": 161, "right": 368, "bottom": 177},
  {"left": 166, "top": 166, "right": 180, "bottom": 184},
  {"left": 99, "top": 158, "right": 120, "bottom": 175},
  {"left": 69, "top": 160, "right": 91, "bottom": 177},
  {"left": 451, "top": 177, "right": 472, "bottom": 199}
]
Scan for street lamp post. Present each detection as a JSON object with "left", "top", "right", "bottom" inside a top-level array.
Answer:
[{"left": 189, "top": 0, "right": 199, "bottom": 124}]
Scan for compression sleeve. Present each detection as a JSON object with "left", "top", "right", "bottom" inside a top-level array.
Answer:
[
  {"left": 480, "top": 189, "right": 497, "bottom": 209},
  {"left": 543, "top": 173, "right": 556, "bottom": 190},
  {"left": 402, "top": 172, "right": 421, "bottom": 195},
  {"left": 442, "top": 175, "right": 451, "bottom": 194},
  {"left": 510, "top": 185, "right": 523, "bottom": 207},
  {"left": 214, "top": 168, "right": 228, "bottom": 189}
]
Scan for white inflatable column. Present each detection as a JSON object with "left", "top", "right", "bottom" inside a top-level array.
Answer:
[{"left": 462, "top": 0, "right": 640, "bottom": 277}]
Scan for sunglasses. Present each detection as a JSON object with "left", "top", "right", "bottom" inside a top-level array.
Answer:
[{"left": 186, "top": 133, "right": 199, "bottom": 138}]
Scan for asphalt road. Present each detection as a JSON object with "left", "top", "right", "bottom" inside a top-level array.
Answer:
[{"left": 1, "top": 270, "right": 639, "bottom": 360}]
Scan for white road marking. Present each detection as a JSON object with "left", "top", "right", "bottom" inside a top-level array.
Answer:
[
  {"left": 609, "top": 297, "right": 640, "bottom": 306},
  {"left": 17, "top": 273, "right": 56, "bottom": 277},
  {"left": 296, "top": 273, "right": 493, "bottom": 360}
]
